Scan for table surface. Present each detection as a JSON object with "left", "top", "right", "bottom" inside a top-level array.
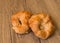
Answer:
[{"left": 0, "top": 0, "right": 60, "bottom": 43}]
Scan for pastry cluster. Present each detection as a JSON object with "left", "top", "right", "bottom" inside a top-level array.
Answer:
[{"left": 11, "top": 11, "right": 54, "bottom": 39}]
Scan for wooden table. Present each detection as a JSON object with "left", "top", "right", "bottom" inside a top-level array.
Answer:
[{"left": 0, "top": 0, "right": 60, "bottom": 43}]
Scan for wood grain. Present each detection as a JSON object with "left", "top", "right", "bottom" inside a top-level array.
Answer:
[{"left": 0, "top": 0, "right": 60, "bottom": 43}]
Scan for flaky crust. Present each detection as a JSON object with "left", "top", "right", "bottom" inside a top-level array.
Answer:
[
  {"left": 11, "top": 11, "right": 32, "bottom": 34},
  {"left": 29, "top": 14, "right": 54, "bottom": 39}
]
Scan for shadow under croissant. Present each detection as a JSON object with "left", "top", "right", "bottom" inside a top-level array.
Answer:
[{"left": 16, "top": 28, "right": 32, "bottom": 38}]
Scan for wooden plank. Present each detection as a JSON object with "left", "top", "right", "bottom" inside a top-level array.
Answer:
[
  {"left": 0, "top": 0, "right": 60, "bottom": 43},
  {"left": 0, "top": 9, "right": 3, "bottom": 43},
  {"left": 0, "top": 0, "right": 11, "bottom": 43}
]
